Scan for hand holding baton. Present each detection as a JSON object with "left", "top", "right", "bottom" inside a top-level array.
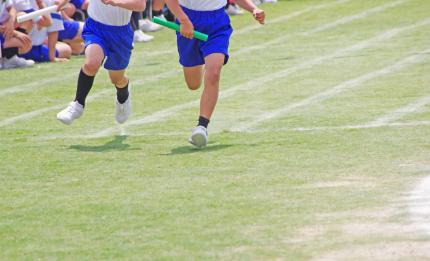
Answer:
[{"left": 152, "top": 17, "right": 208, "bottom": 42}]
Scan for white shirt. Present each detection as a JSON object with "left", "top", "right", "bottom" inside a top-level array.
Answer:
[
  {"left": 12, "top": 0, "right": 36, "bottom": 12},
  {"left": 179, "top": 0, "right": 226, "bottom": 11},
  {"left": 13, "top": 0, "right": 42, "bottom": 22},
  {"left": 44, "top": 0, "right": 64, "bottom": 33},
  {"left": 0, "top": 0, "right": 12, "bottom": 23},
  {"left": 88, "top": 0, "right": 131, "bottom": 26}
]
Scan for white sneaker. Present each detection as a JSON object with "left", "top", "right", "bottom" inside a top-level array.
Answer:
[
  {"left": 0, "top": 58, "right": 3, "bottom": 69},
  {"left": 2, "top": 55, "right": 35, "bottom": 69},
  {"left": 189, "top": 126, "right": 208, "bottom": 148},
  {"left": 134, "top": 30, "right": 154, "bottom": 42},
  {"left": 226, "top": 5, "right": 244, "bottom": 16},
  {"left": 263, "top": 0, "right": 277, "bottom": 3},
  {"left": 155, "top": 14, "right": 166, "bottom": 21},
  {"left": 57, "top": 101, "right": 84, "bottom": 125},
  {"left": 139, "top": 19, "right": 163, "bottom": 32},
  {"left": 115, "top": 86, "right": 132, "bottom": 124}
]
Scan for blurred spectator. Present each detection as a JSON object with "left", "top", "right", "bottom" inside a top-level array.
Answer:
[
  {"left": 139, "top": 0, "right": 163, "bottom": 33},
  {"left": 0, "top": 0, "right": 34, "bottom": 69},
  {"left": 15, "top": 0, "right": 71, "bottom": 62},
  {"left": 226, "top": 0, "right": 244, "bottom": 16},
  {"left": 131, "top": 11, "right": 154, "bottom": 42},
  {"left": 57, "top": 17, "right": 84, "bottom": 55}
]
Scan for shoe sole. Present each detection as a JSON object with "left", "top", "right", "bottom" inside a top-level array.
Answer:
[
  {"left": 190, "top": 132, "right": 207, "bottom": 148},
  {"left": 57, "top": 116, "right": 72, "bottom": 125}
]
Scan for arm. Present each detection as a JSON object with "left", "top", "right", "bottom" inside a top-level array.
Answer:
[
  {"left": 235, "top": 0, "right": 265, "bottom": 24},
  {"left": 36, "top": 0, "right": 53, "bottom": 28},
  {"left": 47, "top": 31, "right": 59, "bottom": 61},
  {"left": 54, "top": 0, "right": 70, "bottom": 11},
  {"left": 101, "top": 0, "right": 146, "bottom": 12},
  {"left": 4, "top": 6, "right": 17, "bottom": 40},
  {"left": 163, "top": 0, "right": 193, "bottom": 39}
]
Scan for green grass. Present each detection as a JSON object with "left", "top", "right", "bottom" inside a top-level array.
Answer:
[{"left": 1, "top": 0, "right": 430, "bottom": 259}]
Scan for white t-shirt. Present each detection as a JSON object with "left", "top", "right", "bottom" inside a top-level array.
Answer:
[
  {"left": 88, "top": 0, "right": 132, "bottom": 26},
  {"left": 13, "top": 0, "right": 42, "bottom": 22},
  {"left": 179, "top": 0, "right": 226, "bottom": 11},
  {"left": 44, "top": 0, "right": 64, "bottom": 33},
  {"left": 0, "top": 0, "right": 12, "bottom": 24},
  {"left": 12, "top": 0, "right": 36, "bottom": 12}
]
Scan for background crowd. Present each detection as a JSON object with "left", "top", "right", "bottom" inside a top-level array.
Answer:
[{"left": 0, "top": 0, "right": 276, "bottom": 69}]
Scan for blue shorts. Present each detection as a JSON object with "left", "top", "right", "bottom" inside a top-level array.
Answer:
[
  {"left": 20, "top": 45, "right": 59, "bottom": 62},
  {"left": 82, "top": 17, "right": 133, "bottom": 70},
  {"left": 176, "top": 6, "right": 233, "bottom": 67},
  {"left": 71, "top": 0, "right": 85, "bottom": 9},
  {"left": 58, "top": 19, "right": 80, "bottom": 40}
]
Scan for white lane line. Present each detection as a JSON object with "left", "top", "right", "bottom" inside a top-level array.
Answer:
[
  {"left": 0, "top": 2, "right": 383, "bottom": 126},
  {"left": 37, "top": 120, "right": 430, "bottom": 141},
  {"left": 368, "top": 96, "right": 430, "bottom": 126},
  {"left": 248, "top": 120, "right": 430, "bottom": 133},
  {"left": 92, "top": 19, "right": 430, "bottom": 138},
  {"left": 0, "top": 90, "right": 111, "bottom": 128},
  {"left": 408, "top": 176, "right": 430, "bottom": 236},
  {"left": 304, "top": 0, "right": 406, "bottom": 35},
  {"left": 0, "top": 72, "right": 178, "bottom": 127},
  {"left": 231, "top": 47, "right": 430, "bottom": 132},
  {"left": 69, "top": 122, "right": 430, "bottom": 140},
  {"left": 0, "top": 74, "right": 76, "bottom": 97},
  {"left": 1, "top": 1, "right": 345, "bottom": 98},
  {"left": 232, "top": 0, "right": 406, "bottom": 56},
  {"left": 233, "top": 0, "right": 352, "bottom": 36}
]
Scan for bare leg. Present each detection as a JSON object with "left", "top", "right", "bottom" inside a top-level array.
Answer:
[
  {"left": 200, "top": 53, "right": 225, "bottom": 119},
  {"left": 183, "top": 65, "right": 204, "bottom": 90},
  {"left": 82, "top": 44, "right": 104, "bottom": 76},
  {"left": 108, "top": 70, "right": 128, "bottom": 88}
]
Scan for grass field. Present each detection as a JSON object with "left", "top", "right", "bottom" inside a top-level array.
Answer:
[{"left": 1, "top": 0, "right": 430, "bottom": 259}]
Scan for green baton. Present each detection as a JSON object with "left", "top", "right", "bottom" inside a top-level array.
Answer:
[{"left": 152, "top": 16, "right": 209, "bottom": 42}]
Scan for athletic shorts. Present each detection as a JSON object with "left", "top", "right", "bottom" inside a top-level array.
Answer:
[
  {"left": 176, "top": 6, "right": 233, "bottom": 67},
  {"left": 20, "top": 45, "right": 59, "bottom": 62},
  {"left": 82, "top": 17, "right": 133, "bottom": 70},
  {"left": 71, "top": 0, "right": 85, "bottom": 9},
  {"left": 58, "top": 19, "right": 80, "bottom": 40}
]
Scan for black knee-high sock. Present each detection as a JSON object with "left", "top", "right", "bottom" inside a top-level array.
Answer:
[
  {"left": 75, "top": 69, "right": 95, "bottom": 107},
  {"left": 198, "top": 116, "right": 210, "bottom": 128},
  {"left": 116, "top": 82, "right": 129, "bottom": 104},
  {"left": 2, "top": 47, "right": 18, "bottom": 59}
]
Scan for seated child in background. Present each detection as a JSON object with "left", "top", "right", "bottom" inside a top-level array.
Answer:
[
  {"left": 0, "top": 0, "right": 34, "bottom": 68},
  {"left": 16, "top": 0, "right": 71, "bottom": 62}
]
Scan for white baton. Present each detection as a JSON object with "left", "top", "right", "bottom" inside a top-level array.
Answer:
[{"left": 17, "top": 5, "right": 59, "bottom": 23}]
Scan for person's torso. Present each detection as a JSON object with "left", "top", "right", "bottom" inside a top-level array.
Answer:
[
  {"left": 178, "top": 0, "right": 227, "bottom": 11},
  {"left": 12, "top": 0, "right": 36, "bottom": 12},
  {"left": 88, "top": 0, "right": 131, "bottom": 26}
]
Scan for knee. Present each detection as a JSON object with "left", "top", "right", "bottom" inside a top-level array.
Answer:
[
  {"left": 83, "top": 60, "right": 101, "bottom": 75},
  {"left": 19, "top": 41, "right": 32, "bottom": 54},
  {"left": 186, "top": 81, "right": 201, "bottom": 90},
  {"left": 205, "top": 68, "right": 221, "bottom": 85}
]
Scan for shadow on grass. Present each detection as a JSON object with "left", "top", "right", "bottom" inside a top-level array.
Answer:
[
  {"left": 69, "top": 135, "right": 136, "bottom": 152},
  {"left": 161, "top": 141, "right": 257, "bottom": 156}
]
